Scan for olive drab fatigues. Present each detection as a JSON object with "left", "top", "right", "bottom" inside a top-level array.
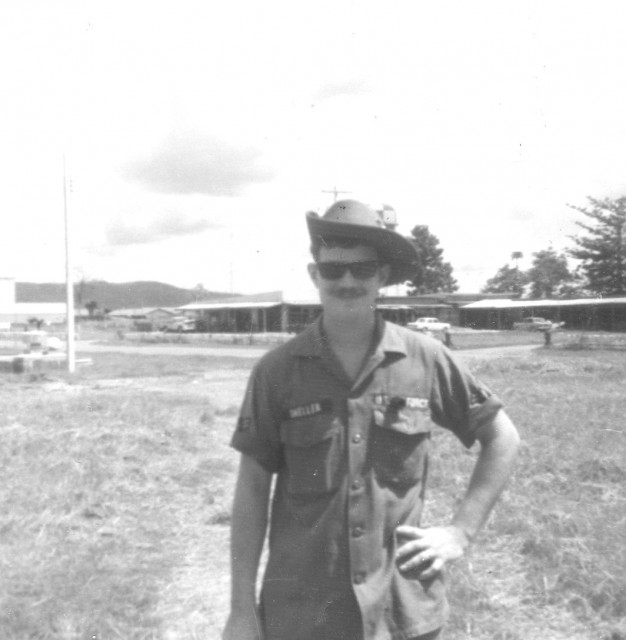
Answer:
[{"left": 231, "top": 317, "right": 503, "bottom": 640}]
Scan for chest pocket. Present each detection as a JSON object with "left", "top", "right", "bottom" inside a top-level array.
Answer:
[
  {"left": 280, "top": 415, "right": 341, "bottom": 495},
  {"left": 369, "top": 400, "right": 431, "bottom": 489}
]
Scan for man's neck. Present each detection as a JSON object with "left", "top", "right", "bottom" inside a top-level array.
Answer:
[
  {"left": 321, "top": 310, "right": 379, "bottom": 383},
  {"left": 322, "top": 309, "right": 378, "bottom": 350}
]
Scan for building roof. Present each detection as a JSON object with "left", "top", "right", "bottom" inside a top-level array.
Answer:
[
  {"left": 377, "top": 303, "right": 450, "bottom": 310},
  {"left": 182, "top": 300, "right": 283, "bottom": 311},
  {"left": 181, "top": 290, "right": 458, "bottom": 312},
  {"left": 462, "top": 297, "right": 626, "bottom": 310},
  {"left": 181, "top": 290, "right": 586, "bottom": 314},
  {"left": 179, "top": 290, "right": 320, "bottom": 310},
  {"left": 107, "top": 307, "right": 177, "bottom": 318}
]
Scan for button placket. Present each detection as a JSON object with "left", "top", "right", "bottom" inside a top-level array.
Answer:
[{"left": 347, "top": 397, "right": 370, "bottom": 589}]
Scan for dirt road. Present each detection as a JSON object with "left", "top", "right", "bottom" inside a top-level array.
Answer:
[
  {"left": 76, "top": 340, "right": 539, "bottom": 362},
  {"left": 76, "top": 340, "right": 269, "bottom": 359}
]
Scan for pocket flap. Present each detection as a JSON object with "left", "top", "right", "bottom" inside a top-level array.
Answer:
[
  {"left": 280, "top": 417, "right": 338, "bottom": 448},
  {"left": 375, "top": 408, "right": 431, "bottom": 436}
]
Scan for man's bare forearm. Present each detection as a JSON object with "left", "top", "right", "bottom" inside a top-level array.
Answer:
[
  {"left": 451, "top": 409, "right": 520, "bottom": 542},
  {"left": 229, "top": 454, "right": 272, "bottom": 611},
  {"left": 395, "top": 410, "right": 520, "bottom": 579}
]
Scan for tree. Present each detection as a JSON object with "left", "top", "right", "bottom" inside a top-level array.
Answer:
[
  {"left": 74, "top": 270, "right": 98, "bottom": 309},
  {"left": 482, "top": 264, "right": 529, "bottom": 297},
  {"left": 526, "top": 248, "right": 572, "bottom": 299},
  {"left": 483, "top": 248, "right": 576, "bottom": 298},
  {"left": 193, "top": 283, "right": 208, "bottom": 301},
  {"left": 85, "top": 300, "right": 99, "bottom": 317},
  {"left": 568, "top": 196, "right": 626, "bottom": 296},
  {"left": 511, "top": 251, "right": 523, "bottom": 269},
  {"left": 555, "top": 264, "right": 591, "bottom": 299},
  {"left": 407, "top": 225, "right": 458, "bottom": 294}
]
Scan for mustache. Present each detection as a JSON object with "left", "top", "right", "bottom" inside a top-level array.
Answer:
[{"left": 328, "top": 287, "right": 368, "bottom": 299}]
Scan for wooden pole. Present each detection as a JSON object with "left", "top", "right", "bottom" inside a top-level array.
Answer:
[{"left": 63, "top": 156, "right": 76, "bottom": 373}]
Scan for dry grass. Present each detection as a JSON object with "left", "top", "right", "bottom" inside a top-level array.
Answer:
[
  {"left": 425, "top": 350, "right": 626, "bottom": 639},
  {"left": 0, "top": 348, "right": 624, "bottom": 639},
  {"left": 0, "top": 361, "right": 250, "bottom": 639}
]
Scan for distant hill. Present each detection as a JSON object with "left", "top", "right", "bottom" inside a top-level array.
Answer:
[{"left": 16, "top": 281, "right": 234, "bottom": 311}]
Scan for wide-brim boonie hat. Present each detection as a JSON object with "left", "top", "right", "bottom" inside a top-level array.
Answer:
[{"left": 306, "top": 199, "right": 419, "bottom": 286}]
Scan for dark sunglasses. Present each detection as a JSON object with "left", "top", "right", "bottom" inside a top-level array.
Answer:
[{"left": 316, "top": 260, "right": 381, "bottom": 280}]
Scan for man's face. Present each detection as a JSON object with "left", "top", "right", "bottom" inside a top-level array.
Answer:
[{"left": 308, "top": 244, "right": 390, "bottom": 315}]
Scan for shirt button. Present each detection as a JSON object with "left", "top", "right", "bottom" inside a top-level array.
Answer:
[
  {"left": 353, "top": 572, "right": 366, "bottom": 584},
  {"left": 352, "top": 433, "right": 362, "bottom": 444},
  {"left": 351, "top": 479, "right": 362, "bottom": 491},
  {"left": 352, "top": 526, "right": 364, "bottom": 538}
]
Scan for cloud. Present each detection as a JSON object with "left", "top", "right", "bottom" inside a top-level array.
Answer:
[
  {"left": 507, "top": 208, "right": 537, "bottom": 222},
  {"left": 125, "top": 131, "right": 274, "bottom": 196},
  {"left": 105, "top": 212, "right": 221, "bottom": 247},
  {"left": 313, "top": 79, "right": 369, "bottom": 102},
  {"left": 457, "top": 262, "right": 493, "bottom": 274}
]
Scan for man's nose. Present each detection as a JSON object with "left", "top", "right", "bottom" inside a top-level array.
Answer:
[{"left": 337, "top": 269, "right": 358, "bottom": 285}]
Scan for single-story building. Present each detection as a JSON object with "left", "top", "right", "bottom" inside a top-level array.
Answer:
[
  {"left": 460, "top": 297, "right": 626, "bottom": 332},
  {"left": 107, "top": 307, "right": 181, "bottom": 330},
  {"left": 179, "top": 291, "right": 320, "bottom": 334},
  {"left": 377, "top": 292, "right": 510, "bottom": 326},
  {"left": 178, "top": 291, "right": 510, "bottom": 334}
]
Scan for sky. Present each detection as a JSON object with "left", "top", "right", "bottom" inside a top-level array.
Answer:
[{"left": 2, "top": 1, "right": 626, "bottom": 298}]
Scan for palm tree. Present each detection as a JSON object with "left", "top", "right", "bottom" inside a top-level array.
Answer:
[{"left": 511, "top": 251, "right": 523, "bottom": 270}]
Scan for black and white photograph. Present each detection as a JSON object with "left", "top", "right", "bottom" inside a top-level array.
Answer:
[{"left": 0, "top": 2, "right": 624, "bottom": 639}]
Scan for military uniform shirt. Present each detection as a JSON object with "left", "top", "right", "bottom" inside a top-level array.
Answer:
[{"left": 231, "top": 317, "right": 503, "bottom": 640}]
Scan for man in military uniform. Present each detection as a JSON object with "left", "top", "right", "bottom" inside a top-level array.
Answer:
[{"left": 223, "top": 200, "right": 520, "bottom": 640}]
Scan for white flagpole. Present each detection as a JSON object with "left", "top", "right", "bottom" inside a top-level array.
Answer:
[{"left": 63, "top": 155, "right": 76, "bottom": 373}]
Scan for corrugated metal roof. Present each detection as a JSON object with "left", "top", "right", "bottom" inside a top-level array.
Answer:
[
  {"left": 185, "top": 290, "right": 284, "bottom": 308},
  {"left": 377, "top": 303, "right": 450, "bottom": 310},
  {"left": 182, "top": 290, "right": 460, "bottom": 311},
  {"left": 108, "top": 307, "right": 158, "bottom": 317},
  {"left": 181, "top": 301, "right": 283, "bottom": 311},
  {"left": 377, "top": 304, "right": 412, "bottom": 310},
  {"left": 463, "top": 297, "right": 626, "bottom": 309}
]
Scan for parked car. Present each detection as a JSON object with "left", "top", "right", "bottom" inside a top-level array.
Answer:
[
  {"left": 512, "top": 317, "right": 553, "bottom": 331},
  {"left": 160, "top": 316, "right": 196, "bottom": 332},
  {"left": 407, "top": 317, "right": 451, "bottom": 332}
]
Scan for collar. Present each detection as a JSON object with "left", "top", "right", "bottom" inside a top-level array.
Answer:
[{"left": 373, "top": 316, "right": 409, "bottom": 359}]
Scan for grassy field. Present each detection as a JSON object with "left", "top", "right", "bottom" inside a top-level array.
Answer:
[
  {"left": 431, "top": 349, "right": 626, "bottom": 639},
  {"left": 0, "top": 346, "right": 624, "bottom": 639}
]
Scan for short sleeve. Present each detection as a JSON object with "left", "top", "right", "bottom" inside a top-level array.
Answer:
[
  {"left": 429, "top": 346, "right": 503, "bottom": 448},
  {"left": 230, "top": 360, "right": 283, "bottom": 473}
]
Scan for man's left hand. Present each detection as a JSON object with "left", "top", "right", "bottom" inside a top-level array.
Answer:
[{"left": 395, "top": 525, "right": 469, "bottom": 581}]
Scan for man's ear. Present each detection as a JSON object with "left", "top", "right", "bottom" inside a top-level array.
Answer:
[{"left": 307, "top": 263, "right": 319, "bottom": 287}]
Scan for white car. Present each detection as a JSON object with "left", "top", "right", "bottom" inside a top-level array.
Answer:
[
  {"left": 160, "top": 316, "right": 196, "bottom": 332},
  {"left": 407, "top": 317, "right": 451, "bottom": 332}
]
